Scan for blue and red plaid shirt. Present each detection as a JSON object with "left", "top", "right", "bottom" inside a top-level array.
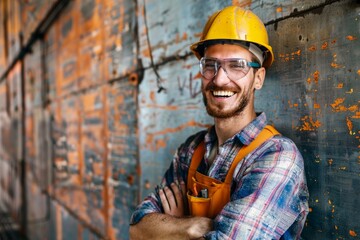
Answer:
[{"left": 130, "top": 112, "right": 309, "bottom": 239}]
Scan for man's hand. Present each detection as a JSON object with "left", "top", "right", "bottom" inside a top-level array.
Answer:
[{"left": 159, "top": 181, "right": 188, "bottom": 217}]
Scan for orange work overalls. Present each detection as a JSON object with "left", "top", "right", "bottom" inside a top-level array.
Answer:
[{"left": 187, "top": 125, "right": 279, "bottom": 218}]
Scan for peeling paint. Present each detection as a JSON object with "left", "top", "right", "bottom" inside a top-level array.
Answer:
[
  {"left": 349, "top": 230, "right": 357, "bottom": 237},
  {"left": 346, "top": 35, "right": 357, "bottom": 41},
  {"left": 346, "top": 117, "right": 355, "bottom": 135},
  {"left": 308, "top": 45, "right": 316, "bottom": 52},
  {"left": 321, "top": 41, "right": 328, "bottom": 50},
  {"left": 330, "top": 98, "right": 359, "bottom": 114},
  {"left": 336, "top": 83, "right": 343, "bottom": 88},
  {"left": 278, "top": 49, "right": 301, "bottom": 62},
  {"left": 299, "top": 115, "right": 322, "bottom": 131},
  {"left": 145, "top": 120, "right": 210, "bottom": 151}
]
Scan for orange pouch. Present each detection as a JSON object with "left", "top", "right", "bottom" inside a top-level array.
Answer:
[{"left": 187, "top": 172, "right": 230, "bottom": 218}]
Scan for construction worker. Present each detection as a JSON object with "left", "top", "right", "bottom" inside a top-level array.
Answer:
[{"left": 130, "top": 6, "right": 309, "bottom": 239}]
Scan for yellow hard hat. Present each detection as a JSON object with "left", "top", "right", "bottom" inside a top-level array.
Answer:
[{"left": 190, "top": 6, "right": 274, "bottom": 68}]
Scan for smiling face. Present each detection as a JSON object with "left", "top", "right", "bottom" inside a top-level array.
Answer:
[{"left": 201, "top": 44, "right": 265, "bottom": 119}]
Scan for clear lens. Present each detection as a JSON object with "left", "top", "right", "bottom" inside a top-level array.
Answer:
[{"left": 199, "top": 57, "right": 260, "bottom": 81}]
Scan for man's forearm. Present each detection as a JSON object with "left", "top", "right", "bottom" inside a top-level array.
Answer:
[{"left": 129, "top": 213, "right": 212, "bottom": 240}]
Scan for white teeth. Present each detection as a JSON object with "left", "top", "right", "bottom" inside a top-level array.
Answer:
[{"left": 212, "top": 91, "right": 235, "bottom": 97}]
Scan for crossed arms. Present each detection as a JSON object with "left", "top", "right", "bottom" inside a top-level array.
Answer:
[{"left": 129, "top": 181, "right": 213, "bottom": 239}]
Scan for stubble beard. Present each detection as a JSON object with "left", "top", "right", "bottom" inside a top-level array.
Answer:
[{"left": 202, "top": 82, "right": 253, "bottom": 119}]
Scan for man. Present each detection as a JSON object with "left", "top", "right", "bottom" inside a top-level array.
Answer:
[{"left": 130, "top": 6, "right": 309, "bottom": 239}]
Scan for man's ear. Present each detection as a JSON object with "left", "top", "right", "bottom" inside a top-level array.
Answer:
[{"left": 254, "top": 67, "right": 266, "bottom": 90}]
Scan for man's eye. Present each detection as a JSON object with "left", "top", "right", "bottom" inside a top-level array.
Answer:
[
  {"left": 204, "top": 61, "right": 216, "bottom": 68},
  {"left": 229, "top": 62, "right": 245, "bottom": 69}
]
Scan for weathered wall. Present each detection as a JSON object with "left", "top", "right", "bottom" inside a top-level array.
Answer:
[{"left": 0, "top": 0, "right": 359, "bottom": 239}]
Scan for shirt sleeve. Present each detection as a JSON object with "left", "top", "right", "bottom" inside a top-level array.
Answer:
[{"left": 205, "top": 138, "right": 309, "bottom": 239}]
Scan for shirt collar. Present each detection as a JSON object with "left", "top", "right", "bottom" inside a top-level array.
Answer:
[
  {"left": 237, "top": 112, "right": 268, "bottom": 145},
  {"left": 204, "top": 112, "right": 268, "bottom": 146}
]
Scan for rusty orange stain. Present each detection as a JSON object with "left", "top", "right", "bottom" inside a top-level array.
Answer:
[
  {"left": 357, "top": 69, "right": 360, "bottom": 75},
  {"left": 313, "top": 71, "right": 319, "bottom": 84},
  {"left": 308, "top": 45, "right": 316, "bottom": 52},
  {"left": 347, "top": 117, "right": 355, "bottom": 135},
  {"left": 331, "top": 62, "right": 343, "bottom": 69},
  {"left": 127, "top": 175, "right": 135, "bottom": 185},
  {"left": 150, "top": 91, "right": 155, "bottom": 102},
  {"left": 232, "top": 0, "right": 252, "bottom": 7},
  {"left": 321, "top": 41, "right": 328, "bottom": 50},
  {"left": 82, "top": 92, "right": 102, "bottom": 112},
  {"left": 141, "top": 48, "right": 151, "bottom": 58},
  {"left": 299, "top": 115, "right": 322, "bottom": 131},
  {"left": 328, "top": 159, "right": 333, "bottom": 165},
  {"left": 155, "top": 138, "right": 168, "bottom": 150},
  {"left": 331, "top": 39, "right": 337, "bottom": 44},
  {"left": 353, "top": 112, "right": 360, "bottom": 119},
  {"left": 290, "top": 50, "right": 301, "bottom": 57},
  {"left": 175, "top": 32, "right": 187, "bottom": 43},
  {"left": 331, "top": 98, "right": 358, "bottom": 113},
  {"left": 288, "top": 100, "right": 293, "bottom": 108},
  {"left": 145, "top": 180, "right": 151, "bottom": 189},
  {"left": 346, "top": 35, "right": 357, "bottom": 41},
  {"left": 336, "top": 83, "right": 343, "bottom": 88},
  {"left": 145, "top": 120, "right": 211, "bottom": 150},
  {"left": 306, "top": 71, "right": 319, "bottom": 84},
  {"left": 278, "top": 50, "right": 301, "bottom": 62},
  {"left": 145, "top": 104, "right": 179, "bottom": 111},
  {"left": 314, "top": 103, "right": 320, "bottom": 109},
  {"left": 348, "top": 105, "right": 358, "bottom": 112},
  {"left": 349, "top": 230, "right": 357, "bottom": 237},
  {"left": 330, "top": 98, "right": 345, "bottom": 111},
  {"left": 276, "top": 7, "right": 283, "bottom": 13}
]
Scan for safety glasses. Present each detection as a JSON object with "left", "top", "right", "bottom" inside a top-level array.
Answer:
[{"left": 199, "top": 57, "right": 261, "bottom": 81}]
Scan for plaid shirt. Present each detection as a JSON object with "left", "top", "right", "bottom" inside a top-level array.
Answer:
[{"left": 130, "top": 112, "right": 309, "bottom": 239}]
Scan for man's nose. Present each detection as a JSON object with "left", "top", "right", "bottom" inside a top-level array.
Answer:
[{"left": 213, "top": 66, "right": 231, "bottom": 85}]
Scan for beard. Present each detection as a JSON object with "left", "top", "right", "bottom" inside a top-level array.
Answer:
[{"left": 202, "top": 81, "right": 253, "bottom": 119}]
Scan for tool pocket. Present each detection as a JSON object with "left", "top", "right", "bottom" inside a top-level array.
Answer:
[
  {"left": 187, "top": 191, "right": 210, "bottom": 217},
  {"left": 187, "top": 175, "right": 230, "bottom": 218}
]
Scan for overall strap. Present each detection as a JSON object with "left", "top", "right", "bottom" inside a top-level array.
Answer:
[
  {"left": 187, "top": 141, "right": 205, "bottom": 190},
  {"left": 224, "top": 125, "right": 280, "bottom": 184}
]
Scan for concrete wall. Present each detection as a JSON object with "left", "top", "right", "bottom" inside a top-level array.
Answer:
[{"left": 0, "top": 0, "right": 359, "bottom": 239}]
